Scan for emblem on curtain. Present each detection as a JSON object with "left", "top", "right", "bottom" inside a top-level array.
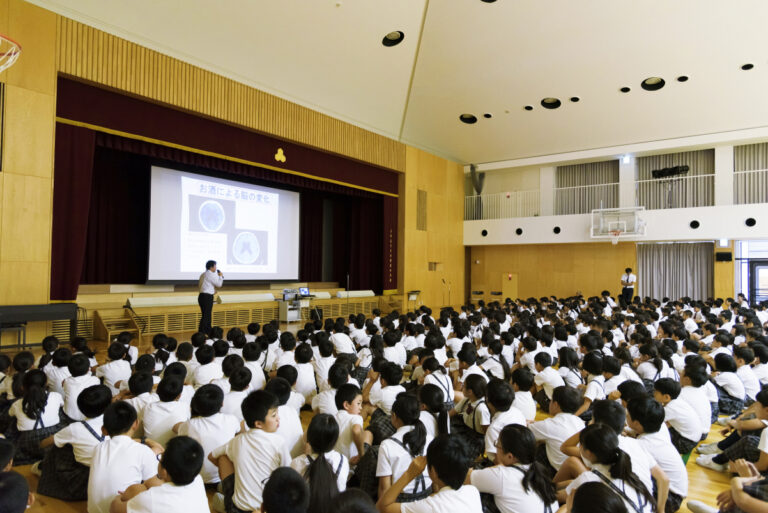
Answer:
[{"left": 274, "top": 148, "right": 287, "bottom": 163}]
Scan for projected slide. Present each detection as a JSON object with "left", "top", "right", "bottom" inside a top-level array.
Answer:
[{"left": 148, "top": 166, "right": 300, "bottom": 281}]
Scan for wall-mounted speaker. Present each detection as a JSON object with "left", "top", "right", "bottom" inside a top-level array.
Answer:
[{"left": 715, "top": 252, "right": 733, "bottom": 262}]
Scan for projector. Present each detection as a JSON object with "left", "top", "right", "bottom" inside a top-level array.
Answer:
[{"left": 651, "top": 165, "right": 689, "bottom": 179}]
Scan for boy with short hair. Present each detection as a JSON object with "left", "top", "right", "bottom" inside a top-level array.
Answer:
[
  {"left": 484, "top": 379, "right": 525, "bottom": 459},
  {"left": 264, "top": 377, "right": 305, "bottom": 458},
  {"left": 62, "top": 354, "right": 100, "bottom": 422},
  {"left": 142, "top": 376, "right": 190, "bottom": 447},
  {"left": 529, "top": 386, "right": 585, "bottom": 472},
  {"left": 334, "top": 383, "right": 371, "bottom": 464},
  {"left": 261, "top": 467, "right": 310, "bottom": 513},
  {"left": 221, "top": 367, "right": 252, "bottom": 421},
  {"left": 511, "top": 368, "right": 537, "bottom": 421},
  {"left": 532, "top": 352, "right": 565, "bottom": 411},
  {"left": 211, "top": 390, "right": 291, "bottom": 513},
  {"left": 654, "top": 378, "right": 702, "bottom": 454},
  {"left": 312, "top": 362, "right": 348, "bottom": 415}
]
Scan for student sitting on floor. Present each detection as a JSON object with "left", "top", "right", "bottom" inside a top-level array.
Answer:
[
  {"left": 653, "top": 378, "right": 702, "bottom": 454},
  {"left": 574, "top": 351, "right": 605, "bottom": 420},
  {"left": 261, "top": 467, "right": 310, "bottom": 513},
  {"left": 210, "top": 390, "right": 291, "bottom": 513},
  {"left": 510, "top": 368, "right": 537, "bottom": 422},
  {"left": 484, "top": 378, "right": 526, "bottom": 461},
  {"left": 313, "top": 363, "right": 350, "bottom": 416},
  {"left": 678, "top": 364, "right": 712, "bottom": 441},
  {"left": 418, "top": 384, "right": 451, "bottom": 440},
  {"left": 532, "top": 352, "right": 565, "bottom": 412},
  {"left": 36, "top": 384, "right": 112, "bottom": 501},
  {"left": 529, "top": 386, "right": 584, "bottom": 475},
  {"left": 95, "top": 343, "right": 131, "bottom": 396},
  {"left": 0, "top": 470, "right": 35, "bottom": 513},
  {"left": 142, "top": 375, "right": 190, "bottom": 447},
  {"left": 367, "top": 362, "right": 406, "bottom": 445},
  {"left": 450, "top": 374, "right": 490, "bottom": 460},
  {"left": 220, "top": 367, "right": 252, "bottom": 421},
  {"left": 61, "top": 353, "right": 100, "bottom": 422},
  {"left": 712, "top": 353, "right": 747, "bottom": 416},
  {"left": 265, "top": 376, "right": 305, "bottom": 458}
]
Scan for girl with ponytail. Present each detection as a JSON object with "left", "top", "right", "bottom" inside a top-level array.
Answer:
[
  {"left": 377, "top": 393, "right": 432, "bottom": 502},
  {"left": 418, "top": 384, "right": 450, "bottom": 438},
  {"left": 483, "top": 338, "right": 511, "bottom": 380},
  {"left": 7, "top": 370, "right": 64, "bottom": 464},
  {"left": 469, "top": 424, "right": 558, "bottom": 513},
  {"left": 566, "top": 423, "right": 659, "bottom": 513},
  {"left": 637, "top": 344, "right": 669, "bottom": 393},
  {"left": 290, "top": 413, "right": 348, "bottom": 513},
  {"left": 421, "top": 356, "right": 455, "bottom": 409}
]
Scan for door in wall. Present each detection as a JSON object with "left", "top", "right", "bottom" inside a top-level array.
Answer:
[{"left": 749, "top": 260, "right": 768, "bottom": 303}]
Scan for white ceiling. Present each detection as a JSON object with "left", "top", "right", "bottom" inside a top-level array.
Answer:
[{"left": 27, "top": 0, "right": 768, "bottom": 166}]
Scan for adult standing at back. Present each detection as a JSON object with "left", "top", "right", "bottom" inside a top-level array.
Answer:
[
  {"left": 620, "top": 268, "right": 636, "bottom": 305},
  {"left": 198, "top": 260, "right": 223, "bottom": 335}
]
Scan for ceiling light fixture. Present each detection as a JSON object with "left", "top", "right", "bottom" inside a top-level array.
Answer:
[
  {"left": 742, "top": 63, "right": 754, "bottom": 70},
  {"left": 622, "top": 155, "right": 631, "bottom": 164},
  {"left": 381, "top": 31, "right": 405, "bottom": 47},
  {"left": 483, "top": 113, "right": 493, "bottom": 119},
  {"left": 570, "top": 96, "right": 580, "bottom": 102},
  {"left": 540, "top": 97, "right": 561, "bottom": 109},
  {"left": 459, "top": 114, "right": 478, "bottom": 124},
  {"left": 480, "top": 0, "right": 498, "bottom": 3},
  {"left": 677, "top": 75, "right": 689, "bottom": 82},
  {"left": 641, "top": 77, "right": 665, "bottom": 91},
  {"left": 524, "top": 105, "right": 533, "bottom": 111},
  {"left": 620, "top": 86, "right": 631, "bottom": 93}
]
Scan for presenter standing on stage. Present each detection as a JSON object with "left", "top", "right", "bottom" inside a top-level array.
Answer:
[{"left": 198, "top": 260, "right": 223, "bottom": 335}]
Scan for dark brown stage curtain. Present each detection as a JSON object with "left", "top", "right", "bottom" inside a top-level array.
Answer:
[
  {"left": 50, "top": 124, "right": 95, "bottom": 301},
  {"left": 299, "top": 192, "right": 324, "bottom": 282},
  {"left": 331, "top": 196, "right": 384, "bottom": 293}
]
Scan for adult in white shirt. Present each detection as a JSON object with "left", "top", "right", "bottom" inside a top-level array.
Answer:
[
  {"left": 198, "top": 260, "right": 223, "bottom": 335},
  {"left": 621, "top": 267, "right": 637, "bottom": 305}
]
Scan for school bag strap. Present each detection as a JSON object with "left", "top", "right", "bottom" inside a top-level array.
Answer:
[
  {"left": 305, "top": 454, "right": 345, "bottom": 478},
  {"left": 81, "top": 421, "right": 106, "bottom": 442},
  {"left": 590, "top": 469, "right": 645, "bottom": 513},
  {"left": 387, "top": 437, "right": 427, "bottom": 494},
  {"left": 508, "top": 465, "right": 553, "bottom": 513}
]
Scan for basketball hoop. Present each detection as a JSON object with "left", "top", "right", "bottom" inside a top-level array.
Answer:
[
  {"left": 0, "top": 35, "right": 21, "bottom": 74},
  {"left": 610, "top": 230, "right": 622, "bottom": 246}
]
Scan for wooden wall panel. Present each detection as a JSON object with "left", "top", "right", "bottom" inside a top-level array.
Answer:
[
  {"left": 714, "top": 242, "right": 735, "bottom": 299},
  {"left": 56, "top": 17, "right": 406, "bottom": 172},
  {"left": 470, "top": 242, "right": 637, "bottom": 301}
]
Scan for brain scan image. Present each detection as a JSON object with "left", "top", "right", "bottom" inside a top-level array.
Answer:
[
  {"left": 232, "top": 231, "right": 261, "bottom": 264},
  {"left": 198, "top": 200, "right": 226, "bottom": 232}
]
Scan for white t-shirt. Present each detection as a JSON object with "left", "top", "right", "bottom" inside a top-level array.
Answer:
[
  {"left": 512, "top": 391, "right": 536, "bottom": 422},
  {"left": 45, "top": 365, "right": 71, "bottom": 396},
  {"left": 584, "top": 375, "right": 606, "bottom": 402},
  {"left": 371, "top": 384, "right": 406, "bottom": 416},
  {"left": 675, "top": 386, "right": 708, "bottom": 436},
  {"left": 125, "top": 393, "right": 159, "bottom": 426},
  {"left": 335, "top": 409, "right": 365, "bottom": 460},
  {"left": 276, "top": 404, "right": 305, "bottom": 458},
  {"left": 424, "top": 372, "right": 454, "bottom": 403},
  {"left": 62, "top": 374, "right": 101, "bottom": 421},
  {"left": 622, "top": 273, "right": 637, "bottom": 289},
  {"left": 567, "top": 464, "right": 653, "bottom": 513},
  {"left": 290, "top": 450, "right": 349, "bottom": 492},
  {"left": 401, "top": 485, "right": 483, "bottom": 513},
  {"left": 295, "top": 362, "right": 317, "bottom": 400},
  {"left": 384, "top": 345, "right": 408, "bottom": 367},
  {"left": 458, "top": 398, "right": 491, "bottom": 433},
  {"left": 471, "top": 464, "right": 558, "bottom": 513},
  {"left": 9, "top": 391, "right": 64, "bottom": 431},
  {"left": 715, "top": 371, "right": 746, "bottom": 400},
  {"left": 377, "top": 426, "right": 433, "bottom": 494},
  {"left": 142, "top": 400, "right": 190, "bottom": 447},
  {"left": 664, "top": 398, "right": 702, "bottom": 442},
  {"left": 126, "top": 474, "right": 209, "bottom": 513},
  {"left": 753, "top": 363, "right": 768, "bottom": 386},
  {"left": 311, "top": 389, "right": 338, "bottom": 415},
  {"left": 534, "top": 367, "right": 565, "bottom": 400},
  {"left": 210, "top": 428, "right": 291, "bottom": 511},
  {"left": 559, "top": 367, "right": 583, "bottom": 388},
  {"left": 53, "top": 416, "right": 106, "bottom": 466},
  {"left": 604, "top": 375, "right": 627, "bottom": 396},
  {"left": 737, "top": 365, "right": 760, "bottom": 401},
  {"left": 529, "top": 413, "right": 585, "bottom": 470},
  {"left": 484, "top": 408, "right": 526, "bottom": 456},
  {"left": 95, "top": 360, "right": 132, "bottom": 396},
  {"left": 221, "top": 390, "right": 248, "bottom": 421},
  {"left": 618, "top": 435, "right": 656, "bottom": 495},
  {"left": 637, "top": 429, "right": 688, "bottom": 497},
  {"left": 243, "top": 361, "right": 266, "bottom": 392},
  {"left": 87, "top": 435, "right": 158, "bottom": 513},
  {"left": 331, "top": 333, "right": 356, "bottom": 354},
  {"left": 480, "top": 357, "right": 505, "bottom": 380},
  {"left": 460, "top": 364, "right": 489, "bottom": 384},
  {"left": 193, "top": 362, "right": 223, "bottom": 388},
  {"left": 313, "top": 356, "right": 336, "bottom": 391},
  {"left": 177, "top": 413, "right": 241, "bottom": 483}
]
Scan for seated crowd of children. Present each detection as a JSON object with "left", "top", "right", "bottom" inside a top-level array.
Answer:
[{"left": 0, "top": 294, "right": 768, "bottom": 513}]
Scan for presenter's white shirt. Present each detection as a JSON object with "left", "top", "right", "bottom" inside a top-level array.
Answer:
[
  {"left": 198, "top": 269, "right": 223, "bottom": 294},
  {"left": 623, "top": 273, "right": 637, "bottom": 288}
]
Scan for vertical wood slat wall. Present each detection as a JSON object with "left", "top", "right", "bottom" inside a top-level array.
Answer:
[{"left": 56, "top": 17, "right": 406, "bottom": 172}]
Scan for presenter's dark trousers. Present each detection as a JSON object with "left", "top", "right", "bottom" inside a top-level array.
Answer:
[
  {"left": 198, "top": 292, "right": 214, "bottom": 335},
  {"left": 621, "top": 287, "right": 634, "bottom": 304}
]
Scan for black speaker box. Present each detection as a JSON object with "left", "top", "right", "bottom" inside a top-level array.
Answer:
[{"left": 716, "top": 252, "right": 733, "bottom": 262}]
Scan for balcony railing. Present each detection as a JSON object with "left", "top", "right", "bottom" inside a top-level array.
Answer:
[
  {"left": 734, "top": 169, "right": 768, "bottom": 205},
  {"left": 464, "top": 190, "right": 540, "bottom": 220},
  {"left": 635, "top": 173, "right": 714, "bottom": 209},
  {"left": 553, "top": 183, "right": 619, "bottom": 215}
]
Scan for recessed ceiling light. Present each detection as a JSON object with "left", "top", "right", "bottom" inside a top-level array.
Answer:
[
  {"left": 480, "top": 0, "right": 497, "bottom": 3},
  {"left": 620, "top": 86, "right": 631, "bottom": 93},
  {"left": 459, "top": 114, "right": 478, "bottom": 124},
  {"left": 483, "top": 113, "right": 492, "bottom": 119},
  {"left": 742, "top": 63, "right": 754, "bottom": 70},
  {"left": 677, "top": 75, "right": 689, "bottom": 82},
  {"left": 570, "top": 96, "right": 580, "bottom": 102},
  {"left": 540, "top": 98, "right": 561, "bottom": 109},
  {"left": 524, "top": 105, "right": 533, "bottom": 111},
  {"left": 641, "top": 77, "right": 665, "bottom": 91},
  {"left": 381, "top": 31, "right": 404, "bottom": 47}
]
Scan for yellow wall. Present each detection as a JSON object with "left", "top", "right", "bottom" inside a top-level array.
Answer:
[
  {"left": 0, "top": 1, "right": 57, "bottom": 344},
  {"left": 714, "top": 242, "right": 735, "bottom": 299},
  {"left": 399, "top": 147, "right": 465, "bottom": 311},
  {"left": 470, "top": 242, "right": 637, "bottom": 300}
]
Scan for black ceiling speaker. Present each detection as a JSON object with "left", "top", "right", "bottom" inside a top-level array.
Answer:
[{"left": 652, "top": 165, "right": 690, "bottom": 179}]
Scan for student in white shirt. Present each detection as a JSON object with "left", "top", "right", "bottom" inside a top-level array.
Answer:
[
  {"left": 421, "top": 357, "right": 455, "bottom": 407},
  {"left": 679, "top": 365, "right": 712, "bottom": 440},
  {"left": 61, "top": 354, "right": 100, "bottom": 422},
  {"left": 383, "top": 331, "right": 408, "bottom": 367},
  {"left": 121, "top": 373, "right": 158, "bottom": 434},
  {"left": 142, "top": 376, "right": 190, "bottom": 447},
  {"left": 117, "top": 331, "right": 139, "bottom": 366},
  {"left": 484, "top": 379, "right": 526, "bottom": 459},
  {"left": 334, "top": 383, "right": 372, "bottom": 464},
  {"left": 530, "top": 386, "right": 585, "bottom": 470},
  {"left": 36, "top": 384, "right": 111, "bottom": 500},
  {"left": 377, "top": 433, "right": 482, "bottom": 513},
  {"left": 313, "top": 339, "right": 337, "bottom": 392},
  {"left": 557, "top": 347, "right": 584, "bottom": 388},
  {"left": 8, "top": 370, "right": 65, "bottom": 464},
  {"left": 242, "top": 342, "right": 266, "bottom": 392},
  {"left": 627, "top": 397, "right": 688, "bottom": 513},
  {"left": 210, "top": 354, "right": 245, "bottom": 395},
  {"left": 480, "top": 338, "right": 507, "bottom": 380},
  {"left": 451, "top": 374, "right": 491, "bottom": 437},
  {"left": 713, "top": 353, "right": 747, "bottom": 415},
  {"left": 471, "top": 424, "right": 558, "bottom": 513},
  {"left": 312, "top": 363, "right": 349, "bottom": 415},
  {"left": 175, "top": 384, "right": 241, "bottom": 484},
  {"left": 377, "top": 395, "right": 433, "bottom": 502},
  {"left": 418, "top": 384, "right": 451, "bottom": 440},
  {"left": 87, "top": 401, "right": 162, "bottom": 513},
  {"left": 653, "top": 378, "right": 702, "bottom": 455},
  {"left": 294, "top": 343, "right": 318, "bottom": 402},
  {"left": 331, "top": 321, "right": 356, "bottom": 356},
  {"left": 193, "top": 345, "right": 223, "bottom": 388},
  {"left": 44, "top": 348, "right": 72, "bottom": 396},
  {"left": 601, "top": 355, "right": 627, "bottom": 397},
  {"left": 261, "top": 377, "right": 303, "bottom": 459},
  {"left": 210, "top": 390, "right": 292, "bottom": 513},
  {"left": 510, "top": 368, "right": 537, "bottom": 421},
  {"left": 110, "top": 435, "right": 209, "bottom": 513},
  {"left": 574, "top": 351, "right": 606, "bottom": 418},
  {"left": 532, "top": 352, "right": 565, "bottom": 411},
  {"left": 735, "top": 346, "right": 761, "bottom": 401},
  {"left": 221, "top": 367, "right": 252, "bottom": 421},
  {"left": 95, "top": 343, "right": 132, "bottom": 396},
  {"left": 368, "top": 363, "right": 406, "bottom": 442}
]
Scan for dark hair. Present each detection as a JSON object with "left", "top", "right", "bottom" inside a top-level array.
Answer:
[
  {"left": 582, "top": 351, "right": 604, "bottom": 376},
  {"left": 70, "top": 337, "right": 95, "bottom": 358},
  {"left": 157, "top": 375, "right": 184, "bottom": 402},
  {"left": 498, "top": 424, "right": 557, "bottom": 505},
  {"left": 552, "top": 386, "right": 581, "bottom": 414},
  {"left": 579, "top": 424, "right": 655, "bottom": 511},
  {"left": 276, "top": 365, "right": 298, "bottom": 387},
  {"left": 195, "top": 345, "right": 215, "bottom": 366},
  {"left": 128, "top": 372, "right": 154, "bottom": 396},
  {"left": 463, "top": 373, "right": 487, "bottom": 399},
  {"left": 213, "top": 339, "right": 230, "bottom": 358},
  {"left": 418, "top": 384, "right": 449, "bottom": 435},
  {"left": 617, "top": 380, "right": 648, "bottom": 403},
  {"left": 0, "top": 471, "right": 29, "bottom": 513},
  {"left": 162, "top": 436, "right": 204, "bottom": 485},
  {"left": 335, "top": 383, "right": 362, "bottom": 411},
  {"left": 486, "top": 378, "right": 514, "bottom": 412},
  {"left": 425, "top": 434, "right": 474, "bottom": 490},
  {"left": 627, "top": 397, "right": 665, "bottom": 434},
  {"left": 639, "top": 344, "right": 663, "bottom": 373},
  {"left": 77, "top": 384, "right": 112, "bottom": 419},
  {"left": 592, "top": 399, "right": 627, "bottom": 435},
  {"left": 391, "top": 394, "right": 427, "bottom": 457},
  {"left": 380, "top": 362, "right": 403, "bottom": 388},
  {"left": 11, "top": 352, "right": 34, "bottom": 373},
  {"left": 572, "top": 482, "right": 628, "bottom": 513},
  {"left": 654, "top": 377, "right": 681, "bottom": 399},
  {"left": 41, "top": 335, "right": 60, "bottom": 354},
  {"left": 242, "top": 390, "right": 279, "bottom": 427},
  {"left": 534, "top": 351, "right": 552, "bottom": 368},
  {"left": 205, "top": 260, "right": 216, "bottom": 270},
  {"left": 191, "top": 384, "right": 224, "bottom": 417},
  {"left": 0, "top": 439, "right": 15, "bottom": 469},
  {"left": 190, "top": 332, "right": 206, "bottom": 348},
  {"left": 176, "top": 342, "right": 194, "bottom": 362},
  {"left": 512, "top": 368, "right": 535, "bottom": 391},
  {"left": 262, "top": 467, "right": 310, "bottom": 513},
  {"left": 221, "top": 354, "right": 245, "bottom": 378},
  {"left": 265, "top": 377, "right": 292, "bottom": 405},
  {"left": 20, "top": 370, "right": 48, "bottom": 419},
  {"left": 601, "top": 356, "right": 622, "bottom": 376},
  {"left": 51, "top": 348, "right": 72, "bottom": 368},
  {"left": 164, "top": 362, "right": 188, "bottom": 382},
  {"left": 734, "top": 346, "right": 755, "bottom": 364},
  {"left": 103, "top": 401, "right": 138, "bottom": 436},
  {"left": 296, "top": 343, "right": 314, "bottom": 364},
  {"left": 329, "top": 489, "right": 377, "bottom": 513},
  {"left": 242, "top": 342, "right": 261, "bottom": 362},
  {"left": 304, "top": 414, "right": 341, "bottom": 513},
  {"left": 134, "top": 354, "right": 156, "bottom": 375},
  {"left": 67, "top": 353, "right": 91, "bottom": 377},
  {"left": 715, "top": 353, "right": 737, "bottom": 373},
  {"left": 229, "top": 367, "right": 252, "bottom": 392}
]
